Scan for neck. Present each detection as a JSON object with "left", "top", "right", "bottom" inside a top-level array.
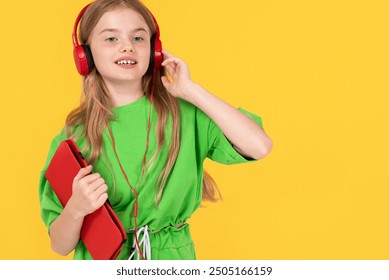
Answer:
[{"left": 104, "top": 79, "right": 144, "bottom": 107}]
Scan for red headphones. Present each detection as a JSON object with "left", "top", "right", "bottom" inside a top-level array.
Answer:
[{"left": 72, "top": 3, "right": 163, "bottom": 76}]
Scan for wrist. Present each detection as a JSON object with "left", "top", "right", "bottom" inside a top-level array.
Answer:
[
  {"left": 180, "top": 82, "right": 205, "bottom": 105},
  {"left": 65, "top": 199, "right": 86, "bottom": 220}
]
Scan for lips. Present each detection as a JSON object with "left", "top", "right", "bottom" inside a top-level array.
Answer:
[
  {"left": 116, "top": 60, "right": 136, "bottom": 65},
  {"left": 115, "top": 57, "right": 137, "bottom": 66}
]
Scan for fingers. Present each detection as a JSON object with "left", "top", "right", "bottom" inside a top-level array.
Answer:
[
  {"left": 87, "top": 182, "right": 108, "bottom": 209},
  {"left": 161, "top": 50, "right": 181, "bottom": 67},
  {"left": 162, "top": 49, "right": 172, "bottom": 58},
  {"left": 75, "top": 172, "right": 107, "bottom": 196},
  {"left": 74, "top": 165, "right": 93, "bottom": 181},
  {"left": 161, "top": 50, "right": 190, "bottom": 77},
  {"left": 70, "top": 166, "right": 109, "bottom": 216},
  {"left": 74, "top": 166, "right": 103, "bottom": 186},
  {"left": 164, "top": 63, "right": 176, "bottom": 77},
  {"left": 161, "top": 57, "right": 181, "bottom": 68},
  {"left": 88, "top": 177, "right": 107, "bottom": 192},
  {"left": 81, "top": 180, "right": 108, "bottom": 212},
  {"left": 95, "top": 187, "right": 109, "bottom": 207},
  {"left": 161, "top": 76, "right": 171, "bottom": 90},
  {"left": 82, "top": 173, "right": 102, "bottom": 185}
]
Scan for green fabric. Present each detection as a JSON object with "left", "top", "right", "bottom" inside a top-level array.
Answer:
[{"left": 39, "top": 96, "right": 263, "bottom": 260}]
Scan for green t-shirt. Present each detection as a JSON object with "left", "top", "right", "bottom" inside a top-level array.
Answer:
[{"left": 39, "top": 96, "right": 263, "bottom": 260}]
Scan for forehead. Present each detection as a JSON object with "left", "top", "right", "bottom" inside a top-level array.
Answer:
[{"left": 92, "top": 7, "right": 150, "bottom": 35}]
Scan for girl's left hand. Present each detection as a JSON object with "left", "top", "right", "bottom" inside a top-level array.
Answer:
[{"left": 161, "top": 50, "right": 196, "bottom": 100}]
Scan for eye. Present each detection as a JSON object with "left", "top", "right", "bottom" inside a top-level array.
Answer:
[
  {"left": 132, "top": 36, "right": 144, "bottom": 42},
  {"left": 105, "top": 37, "right": 118, "bottom": 42}
]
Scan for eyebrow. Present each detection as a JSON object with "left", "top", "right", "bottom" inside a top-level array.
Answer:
[{"left": 99, "top": 27, "right": 148, "bottom": 35}]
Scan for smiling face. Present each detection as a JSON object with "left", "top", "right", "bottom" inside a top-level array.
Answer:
[{"left": 88, "top": 8, "right": 151, "bottom": 87}]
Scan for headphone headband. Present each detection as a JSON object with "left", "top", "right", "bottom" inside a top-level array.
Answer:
[{"left": 72, "top": 4, "right": 91, "bottom": 48}]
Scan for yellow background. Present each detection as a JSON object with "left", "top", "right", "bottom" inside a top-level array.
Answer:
[{"left": 0, "top": 0, "right": 388, "bottom": 259}]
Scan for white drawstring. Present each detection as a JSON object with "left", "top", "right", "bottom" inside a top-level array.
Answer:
[{"left": 128, "top": 225, "right": 151, "bottom": 260}]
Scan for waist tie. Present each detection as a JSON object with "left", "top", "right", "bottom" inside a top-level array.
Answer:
[
  {"left": 128, "top": 222, "right": 186, "bottom": 260},
  {"left": 129, "top": 226, "right": 151, "bottom": 260}
]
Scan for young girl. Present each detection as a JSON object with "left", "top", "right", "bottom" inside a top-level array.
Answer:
[{"left": 39, "top": 0, "right": 272, "bottom": 260}]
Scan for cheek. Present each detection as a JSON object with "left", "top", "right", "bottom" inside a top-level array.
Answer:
[
  {"left": 90, "top": 47, "right": 111, "bottom": 71},
  {"left": 140, "top": 45, "right": 151, "bottom": 62},
  {"left": 136, "top": 46, "right": 151, "bottom": 71}
]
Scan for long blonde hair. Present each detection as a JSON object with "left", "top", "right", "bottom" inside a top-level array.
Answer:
[{"left": 66, "top": 0, "right": 221, "bottom": 205}]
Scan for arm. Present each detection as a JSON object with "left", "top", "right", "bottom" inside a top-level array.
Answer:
[
  {"left": 161, "top": 50, "right": 272, "bottom": 160},
  {"left": 49, "top": 166, "right": 108, "bottom": 256}
]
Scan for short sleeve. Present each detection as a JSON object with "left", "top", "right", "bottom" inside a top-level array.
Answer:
[
  {"left": 38, "top": 132, "right": 66, "bottom": 231},
  {"left": 39, "top": 171, "right": 63, "bottom": 231},
  {"left": 206, "top": 107, "right": 264, "bottom": 164}
]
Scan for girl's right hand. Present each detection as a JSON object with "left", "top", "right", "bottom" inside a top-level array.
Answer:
[{"left": 67, "top": 165, "right": 109, "bottom": 218}]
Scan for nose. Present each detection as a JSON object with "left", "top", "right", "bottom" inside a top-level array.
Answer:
[{"left": 120, "top": 40, "right": 134, "bottom": 53}]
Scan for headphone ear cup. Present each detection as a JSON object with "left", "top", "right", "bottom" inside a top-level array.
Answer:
[
  {"left": 82, "top": 45, "right": 95, "bottom": 73},
  {"left": 73, "top": 44, "right": 94, "bottom": 76},
  {"left": 153, "top": 36, "right": 163, "bottom": 69},
  {"left": 147, "top": 35, "right": 163, "bottom": 74},
  {"left": 147, "top": 40, "right": 155, "bottom": 74}
]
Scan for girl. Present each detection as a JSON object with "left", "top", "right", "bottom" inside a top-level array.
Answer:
[{"left": 39, "top": 0, "right": 272, "bottom": 260}]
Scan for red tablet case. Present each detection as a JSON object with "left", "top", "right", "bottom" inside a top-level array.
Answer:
[{"left": 44, "top": 139, "right": 127, "bottom": 260}]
